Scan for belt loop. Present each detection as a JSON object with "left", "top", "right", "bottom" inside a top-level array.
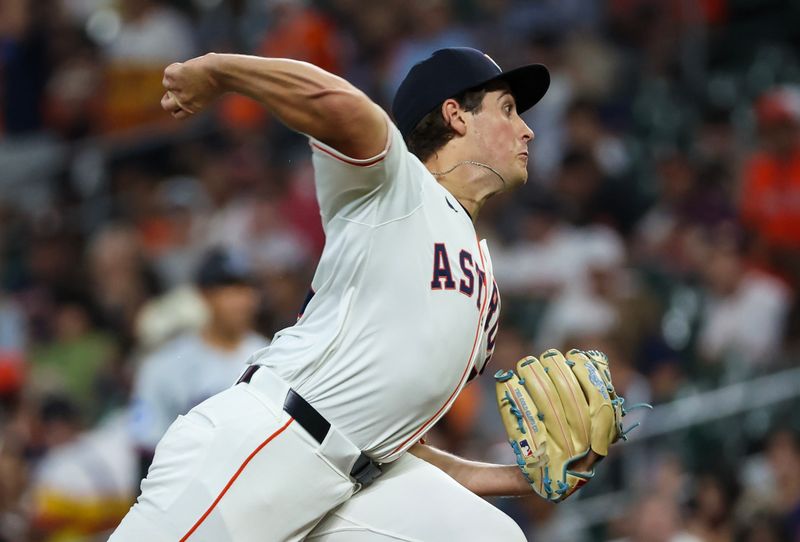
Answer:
[
  {"left": 237, "top": 363, "right": 383, "bottom": 487},
  {"left": 236, "top": 364, "right": 259, "bottom": 385},
  {"left": 350, "top": 453, "right": 382, "bottom": 488}
]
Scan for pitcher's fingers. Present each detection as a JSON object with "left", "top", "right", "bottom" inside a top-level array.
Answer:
[
  {"left": 167, "top": 90, "right": 192, "bottom": 113},
  {"left": 161, "top": 93, "right": 190, "bottom": 119},
  {"left": 161, "top": 92, "right": 177, "bottom": 112},
  {"left": 171, "top": 108, "right": 191, "bottom": 120},
  {"left": 162, "top": 63, "right": 180, "bottom": 88}
]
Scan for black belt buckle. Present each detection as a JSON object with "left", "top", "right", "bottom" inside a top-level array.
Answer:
[{"left": 350, "top": 453, "right": 382, "bottom": 487}]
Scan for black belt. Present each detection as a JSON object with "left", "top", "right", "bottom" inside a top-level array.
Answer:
[{"left": 237, "top": 365, "right": 382, "bottom": 487}]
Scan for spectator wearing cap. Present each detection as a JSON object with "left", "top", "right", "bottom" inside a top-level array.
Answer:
[{"left": 128, "top": 248, "right": 268, "bottom": 478}]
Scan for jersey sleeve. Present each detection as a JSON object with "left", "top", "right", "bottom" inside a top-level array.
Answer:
[{"left": 308, "top": 114, "right": 425, "bottom": 226}]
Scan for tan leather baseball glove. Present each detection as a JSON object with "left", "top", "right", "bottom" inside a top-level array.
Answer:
[{"left": 494, "top": 349, "right": 649, "bottom": 502}]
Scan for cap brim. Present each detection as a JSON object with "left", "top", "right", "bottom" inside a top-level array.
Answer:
[{"left": 492, "top": 64, "right": 550, "bottom": 114}]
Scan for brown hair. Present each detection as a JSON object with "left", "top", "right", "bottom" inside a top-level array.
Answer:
[{"left": 406, "top": 87, "right": 489, "bottom": 162}]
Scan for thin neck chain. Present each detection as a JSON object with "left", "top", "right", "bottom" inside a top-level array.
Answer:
[{"left": 429, "top": 160, "right": 507, "bottom": 186}]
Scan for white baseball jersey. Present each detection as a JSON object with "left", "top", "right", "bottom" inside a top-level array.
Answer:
[
  {"left": 111, "top": 117, "right": 506, "bottom": 542},
  {"left": 253, "top": 117, "right": 501, "bottom": 462},
  {"left": 130, "top": 331, "right": 268, "bottom": 450}
]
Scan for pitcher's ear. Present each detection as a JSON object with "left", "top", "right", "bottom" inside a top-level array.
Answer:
[{"left": 441, "top": 99, "right": 468, "bottom": 137}]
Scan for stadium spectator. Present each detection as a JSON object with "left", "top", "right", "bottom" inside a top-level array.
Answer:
[
  {"left": 555, "top": 148, "right": 640, "bottom": 234},
  {"left": 639, "top": 339, "right": 689, "bottom": 405},
  {"left": 697, "top": 225, "right": 791, "bottom": 371},
  {"left": 87, "top": 223, "right": 162, "bottom": 346},
  {"left": 0, "top": 395, "right": 33, "bottom": 542},
  {"left": 208, "top": 186, "right": 314, "bottom": 276},
  {"left": 740, "top": 86, "right": 800, "bottom": 287},
  {"left": 565, "top": 98, "right": 630, "bottom": 178},
  {"left": 634, "top": 151, "right": 734, "bottom": 279},
  {"left": 99, "top": 0, "right": 197, "bottom": 131},
  {"left": 129, "top": 248, "right": 268, "bottom": 477},
  {"left": 42, "top": 24, "right": 103, "bottom": 140},
  {"left": 611, "top": 493, "right": 701, "bottom": 542},
  {"left": 685, "top": 472, "right": 738, "bottom": 542},
  {"left": 385, "top": 0, "right": 477, "bottom": 96},
  {"left": 492, "top": 193, "right": 589, "bottom": 299},
  {"left": 146, "top": 176, "right": 212, "bottom": 288},
  {"left": 102, "top": 0, "right": 196, "bottom": 64},
  {"left": 218, "top": 0, "right": 346, "bottom": 135},
  {"left": 28, "top": 292, "right": 118, "bottom": 422},
  {"left": 694, "top": 106, "right": 739, "bottom": 169},
  {"left": 24, "top": 396, "right": 134, "bottom": 541},
  {"left": 764, "top": 430, "right": 800, "bottom": 540},
  {"left": 521, "top": 31, "right": 573, "bottom": 182},
  {"left": 0, "top": 0, "right": 52, "bottom": 135},
  {"left": 532, "top": 224, "right": 628, "bottom": 350}
]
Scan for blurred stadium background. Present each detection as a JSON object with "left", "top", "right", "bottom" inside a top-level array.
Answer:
[{"left": 1, "top": 0, "right": 800, "bottom": 540}]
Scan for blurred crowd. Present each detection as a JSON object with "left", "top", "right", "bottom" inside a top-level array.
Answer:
[{"left": 1, "top": 0, "right": 800, "bottom": 540}]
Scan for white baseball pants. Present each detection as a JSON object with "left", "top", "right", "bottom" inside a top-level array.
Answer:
[
  {"left": 110, "top": 364, "right": 525, "bottom": 542},
  {"left": 308, "top": 452, "right": 527, "bottom": 542},
  {"left": 110, "top": 367, "right": 359, "bottom": 542}
]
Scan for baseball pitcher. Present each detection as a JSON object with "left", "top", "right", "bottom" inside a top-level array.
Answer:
[{"left": 110, "top": 47, "right": 641, "bottom": 542}]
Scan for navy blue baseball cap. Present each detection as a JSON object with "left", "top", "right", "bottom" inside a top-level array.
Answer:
[{"left": 392, "top": 47, "right": 550, "bottom": 139}]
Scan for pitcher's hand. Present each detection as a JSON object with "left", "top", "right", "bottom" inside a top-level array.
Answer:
[{"left": 161, "top": 54, "right": 222, "bottom": 119}]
